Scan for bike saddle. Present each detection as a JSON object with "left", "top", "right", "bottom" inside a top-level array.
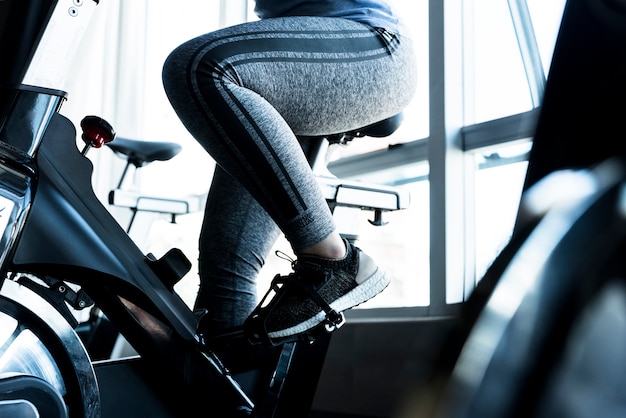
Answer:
[
  {"left": 345, "top": 112, "right": 404, "bottom": 138},
  {"left": 107, "top": 137, "right": 182, "bottom": 167},
  {"left": 298, "top": 112, "right": 404, "bottom": 143}
]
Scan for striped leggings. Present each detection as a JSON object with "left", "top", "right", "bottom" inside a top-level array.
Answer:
[{"left": 162, "top": 16, "right": 417, "bottom": 331}]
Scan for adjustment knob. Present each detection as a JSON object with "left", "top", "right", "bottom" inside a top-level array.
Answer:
[{"left": 80, "top": 115, "right": 115, "bottom": 155}]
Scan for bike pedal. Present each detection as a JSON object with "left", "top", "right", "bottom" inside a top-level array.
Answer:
[
  {"left": 245, "top": 311, "right": 345, "bottom": 347},
  {"left": 322, "top": 309, "right": 345, "bottom": 332}
]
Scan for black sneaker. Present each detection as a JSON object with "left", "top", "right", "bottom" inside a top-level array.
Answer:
[{"left": 245, "top": 239, "right": 390, "bottom": 344}]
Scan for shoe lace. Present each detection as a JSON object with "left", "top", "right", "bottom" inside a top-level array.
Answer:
[
  {"left": 274, "top": 250, "right": 332, "bottom": 282},
  {"left": 274, "top": 250, "right": 296, "bottom": 268}
]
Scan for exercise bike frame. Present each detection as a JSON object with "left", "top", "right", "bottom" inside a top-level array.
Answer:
[{"left": 0, "top": 87, "right": 267, "bottom": 418}]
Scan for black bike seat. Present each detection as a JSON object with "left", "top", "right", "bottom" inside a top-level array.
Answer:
[
  {"left": 107, "top": 137, "right": 182, "bottom": 166},
  {"left": 301, "top": 112, "right": 404, "bottom": 142},
  {"left": 346, "top": 112, "right": 404, "bottom": 138}
]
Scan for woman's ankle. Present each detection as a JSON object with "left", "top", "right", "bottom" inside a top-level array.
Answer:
[{"left": 297, "top": 234, "right": 346, "bottom": 260}]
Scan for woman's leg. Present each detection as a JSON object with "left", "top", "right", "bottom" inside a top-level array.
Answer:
[
  {"left": 194, "top": 167, "right": 281, "bottom": 334},
  {"left": 163, "top": 16, "right": 417, "bottom": 335}
]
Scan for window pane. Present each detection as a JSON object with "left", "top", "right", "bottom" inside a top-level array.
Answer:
[
  {"left": 355, "top": 179, "right": 430, "bottom": 308},
  {"left": 464, "top": 0, "right": 533, "bottom": 124},
  {"left": 527, "top": 0, "right": 567, "bottom": 75},
  {"left": 473, "top": 141, "right": 530, "bottom": 281},
  {"left": 345, "top": 160, "right": 431, "bottom": 308},
  {"left": 465, "top": 0, "right": 567, "bottom": 124}
]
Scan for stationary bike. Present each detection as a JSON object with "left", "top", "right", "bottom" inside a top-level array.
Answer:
[{"left": 0, "top": 1, "right": 408, "bottom": 416}]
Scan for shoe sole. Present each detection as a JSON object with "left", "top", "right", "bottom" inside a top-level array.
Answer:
[{"left": 267, "top": 268, "right": 390, "bottom": 339}]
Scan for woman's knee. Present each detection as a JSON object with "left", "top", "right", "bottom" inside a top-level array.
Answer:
[{"left": 162, "top": 49, "right": 186, "bottom": 105}]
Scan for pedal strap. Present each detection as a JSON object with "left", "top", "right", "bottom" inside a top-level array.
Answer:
[{"left": 245, "top": 271, "right": 344, "bottom": 346}]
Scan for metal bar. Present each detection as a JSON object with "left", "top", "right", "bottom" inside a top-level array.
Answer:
[{"left": 507, "top": 0, "right": 546, "bottom": 106}]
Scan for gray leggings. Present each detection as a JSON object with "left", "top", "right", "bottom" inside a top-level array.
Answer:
[{"left": 162, "top": 16, "right": 417, "bottom": 331}]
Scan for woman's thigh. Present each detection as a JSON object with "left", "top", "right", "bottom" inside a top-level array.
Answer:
[{"left": 184, "top": 16, "right": 417, "bottom": 135}]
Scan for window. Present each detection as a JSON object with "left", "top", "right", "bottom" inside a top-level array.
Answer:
[
  {"left": 463, "top": 0, "right": 566, "bottom": 125},
  {"left": 465, "top": 0, "right": 565, "bottom": 294},
  {"left": 341, "top": 0, "right": 565, "bottom": 309},
  {"left": 463, "top": 0, "right": 535, "bottom": 124},
  {"left": 472, "top": 141, "right": 531, "bottom": 280}
]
